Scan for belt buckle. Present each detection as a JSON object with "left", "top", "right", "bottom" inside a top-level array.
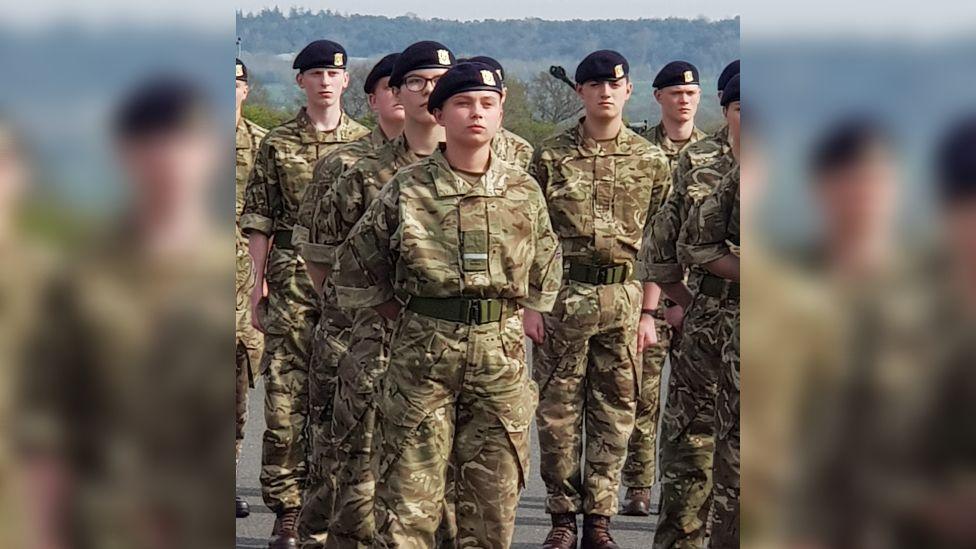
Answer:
[
  {"left": 465, "top": 300, "right": 482, "bottom": 325},
  {"left": 601, "top": 265, "right": 624, "bottom": 284},
  {"left": 471, "top": 299, "right": 498, "bottom": 324}
]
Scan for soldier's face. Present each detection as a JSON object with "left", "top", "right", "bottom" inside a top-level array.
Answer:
[
  {"left": 435, "top": 91, "right": 502, "bottom": 148},
  {"left": 577, "top": 78, "right": 632, "bottom": 121},
  {"left": 815, "top": 144, "right": 897, "bottom": 243},
  {"left": 117, "top": 125, "right": 219, "bottom": 211},
  {"left": 655, "top": 85, "right": 700, "bottom": 123},
  {"left": 368, "top": 76, "right": 405, "bottom": 125},
  {"left": 725, "top": 102, "right": 741, "bottom": 149},
  {"left": 297, "top": 68, "right": 349, "bottom": 108},
  {"left": 235, "top": 80, "right": 249, "bottom": 114},
  {"left": 395, "top": 68, "right": 449, "bottom": 125},
  {"left": 944, "top": 199, "right": 976, "bottom": 283}
]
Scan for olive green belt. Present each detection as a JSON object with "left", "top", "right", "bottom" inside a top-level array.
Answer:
[
  {"left": 272, "top": 230, "right": 293, "bottom": 250},
  {"left": 406, "top": 296, "right": 508, "bottom": 325},
  {"left": 697, "top": 273, "right": 739, "bottom": 302},
  {"left": 566, "top": 261, "right": 631, "bottom": 285}
]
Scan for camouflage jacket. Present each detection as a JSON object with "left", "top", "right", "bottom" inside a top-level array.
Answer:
[
  {"left": 334, "top": 147, "right": 562, "bottom": 313},
  {"left": 236, "top": 117, "right": 267, "bottom": 282},
  {"left": 638, "top": 125, "right": 732, "bottom": 283},
  {"left": 530, "top": 118, "right": 671, "bottom": 277},
  {"left": 295, "top": 125, "right": 392, "bottom": 264},
  {"left": 678, "top": 164, "right": 739, "bottom": 267},
  {"left": 315, "top": 133, "right": 422, "bottom": 265},
  {"left": 640, "top": 121, "right": 708, "bottom": 170},
  {"left": 240, "top": 108, "right": 369, "bottom": 236},
  {"left": 492, "top": 127, "right": 534, "bottom": 171}
]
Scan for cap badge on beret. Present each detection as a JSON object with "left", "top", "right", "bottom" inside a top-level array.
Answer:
[
  {"left": 614, "top": 64, "right": 624, "bottom": 78},
  {"left": 683, "top": 70, "right": 694, "bottom": 83},
  {"left": 236, "top": 65, "right": 244, "bottom": 78},
  {"left": 437, "top": 49, "right": 451, "bottom": 65},
  {"left": 334, "top": 53, "right": 344, "bottom": 66},
  {"left": 480, "top": 70, "right": 497, "bottom": 86}
]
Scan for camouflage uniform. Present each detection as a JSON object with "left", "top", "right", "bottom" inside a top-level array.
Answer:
[
  {"left": 240, "top": 107, "right": 369, "bottom": 514},
  {"left": 236, "top": 116, "right": 267, "bottom": 465},
  {"left": 492, "top": 126, "right": 534, "bottom": 171},
  {"left": 639, "top": 126, "right": 734, "bottom": 548},
  {"left": 623, "top": 121, "right": 707, "bottom": 491},
  {"left": 314, "top": 133, "right": 421, "bottom": 548},
  {"left": 334, "top": 148, "right": 562, "bottom": 548},
  {"left": 531, "top": 120, "right": 671, "bottom": 517},
  {"left": 294, "top": 125, "right": 391, "bottom": 547},
  {"left": 678, "top": 168, "right": 740, "bottom": 549}
]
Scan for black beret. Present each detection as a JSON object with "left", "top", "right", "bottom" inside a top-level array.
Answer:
[
  {"left": 427, "top": 62, "right": 504, "bottom": 113},
  {"left": 236, "top": 58, "right": 248, "bottom": 82},
  {"left": 464, "top": 56, "right": 505, "bottom": 82},
  {"left": 721, "top": 74, "right": 739, "bottom": 107},
  {"left": 575, "top": 50, "right": 629, "bottom": 84},
  {"left": 718, "top": 60, "right": 740, "bottom": 93},
  {"left": 808, "top": 116, "right": 890, "bottom": 178},
  {"left": 113, "top": 75, "right": 209, "bottom": 139},
  {"left": 293, "top": 40, "right": 347, "bottom": 72},
  {"left": 363, "top": 53, "right": 400, "bottom": 94},
  {"left": 935, "top": 114, "right": 976, "bottom": 201},
  {"left": 389, "top": 41, "right": 455, "bottom": 87},
  {"left": 653, "top": 60, "right": 700, "bottom": 89}
]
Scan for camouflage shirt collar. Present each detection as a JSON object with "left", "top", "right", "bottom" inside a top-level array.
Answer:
[
  {"left": 369, "top": 125, "right": 393, "bottom": 148},
  {"left": 428, "top": 146, "right": 506, "bottom": 198},
  {"left": 713, "top": 124, "right": 730, "bottom": 145},
  {"left": 295, "top": 107, "right": 357, "bottom": 144},
  {"left": 574, "top": 117, "right": 635, "bottom": 157},
  {"left": 391, "top": 133, "right": 425, "bottom": 167},
  {"left": 652, "top": 121, "right": 705, "bottom": 154},
  {"left": 235, "top": 117, "right": 252, "bottom": 149}
]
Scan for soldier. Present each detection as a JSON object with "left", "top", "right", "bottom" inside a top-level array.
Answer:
[
  {"left": 333, "top": 61, "right": 562, "bottom": 548},
  {"left": 317, "top": 41, "right": 455, "bottom": 549},
  {"left": 531, "top": 50, "right": 671, "bottom": 549},
  {"left": 643, "top": 72, "right": 739, "bottom": 549},
  {"left": 676, "top": 77, "right": 740, "bottom": 548},
  {"left": 240, "top": 39, "right": 369, "bottom": 549},
  {"left": 235, "top": 57, "right": 267, "bottom": 520},
  {"left": 459, "top": 55, "right": 535, "bottom": 170},
  {"left": 293, "top": 52, "right": 404, "bottom": 549},
  {"left": 621, "top": 59, "right": 707, "bottom": 518}
]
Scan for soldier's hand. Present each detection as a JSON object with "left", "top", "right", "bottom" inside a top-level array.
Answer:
[
  {"left": 664, "top": 304, "right": 685, "bottom": 332},
  {"left": 523, "top": 308, "right": 545, "bottom": 344},
  {"left": 250, "top": 283, "right": 267, "bottom": 333},
  {"left": 637, "top": 314, "right": 658, "bottom": 352}
]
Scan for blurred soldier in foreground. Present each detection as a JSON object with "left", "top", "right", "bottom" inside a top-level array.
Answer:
[
  {"left": 531, "top": 50, "right": 671, "bottom": 549},
  {"left": 240, "top": 39, "right": 369, "bottom": 548},
  {"left": 334, "top": 61, "right": 562, "bottom": 548},
  {"left": 318, "top": 41, "right": 454, "bottom": 548},
  {"left": 294, "top": 52, "right": 404, "bottom": 548},
  {"left": 236, "top": 56, "right": 267, "bottom": 520},
  {"left": 621, "top": 59, "right": 707, "bottom": 517},
  {"left": 643, "top": 69, "right": 738, "bottom": 549}
]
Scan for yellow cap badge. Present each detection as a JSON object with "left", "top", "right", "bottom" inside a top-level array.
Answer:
[
  {"left": 236, "top": 64, "right": 244, "bottom": 78},
  {"left": 613, "top": 64, "right": 624, "bottom": 78},
  {"left": 481, "top": 70, "right": 497, "bottom": 86},
  {"left": 683, "top": 70, "right": 694, "bottom": 83},
  {"left": 334, "top": 53, "right": 344, "bottom": 66},
  {"left": 437, "top": 49, "right": 451, "bottom": 65}
]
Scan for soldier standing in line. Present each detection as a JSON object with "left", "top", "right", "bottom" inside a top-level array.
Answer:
[
  {"left": 235, "top": 57, "right": 267, "bottom": 520},
  {"left": 621, "top": 59, "right": 707, "bottom": 517},
  {"left": 240, "top": 39, "right": 369, "bottom": 549},
  {"left": 317, "top": 41, "right": 455, "bottom": 549},
  {"left": 333, "top": 61, "right": 562, "bottom": 548},
  {"left": 531, "top": 50, "right": 671, "bottom": 549},
  {"left": 292, "top": 52, "right": 404, "bottom": 549},
  {"left": 642, "top": 71, "right": 738, "bottom": 549}
]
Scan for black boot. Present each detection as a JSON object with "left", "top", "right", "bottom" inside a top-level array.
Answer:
[
  {"left": 542, "top": 512, "right": 578, "bottom": 549},
  {"left": 236, "top": 495, "right": 250, "bottom": 518}
]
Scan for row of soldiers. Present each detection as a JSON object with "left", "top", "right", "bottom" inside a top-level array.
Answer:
[{"left": 235, "top": 38, "right": 740, "bottom": 549}]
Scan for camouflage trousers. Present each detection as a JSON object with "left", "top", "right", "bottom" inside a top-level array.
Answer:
[
  {"left": 622, "top": 316, "right": 671, "bottom": 488},
  {"left": 373, "top": 306, "right": 536, "bottom": 549},
  {"left": 708, "top": 303, "right": 739, "bottom": 549},
  {"left": 653, "top": 287, "right": 727, "bottom": 549},
  {"left": 237, "top": 241, "right": 263, "bottom": 464},
  {"left": 236, "top": 341, "right": 255, "bottom": 464},
  {"left": 534, "top": 280, "right": 641, "bottom": 516},
  {"left": 324, "top": 307, "right": 392, "bottom": 549},
  {"left": 259, "top": 247, "right": 320, "bottom": 513}
]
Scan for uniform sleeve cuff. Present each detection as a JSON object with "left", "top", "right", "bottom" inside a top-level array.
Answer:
[
  {"left": 518, "top": 290, "right": 558, "bottom": 314},
  {"left": 678, "top": 243, "right": 729, "bottom": 267},
  {"left": 641, "top": 263, "right": 684, "bottom": 284},
  {"left": 240, "top": 213, "right": 273, "bottom": 236},
  {"left": 299, "top": 242, "right": 337, "bottom": 265},
  {"left": 291, "top": 226, "right": 310, "bottom": 247},
  {"left": 335, "top": 283, "right": 394, "bottom": 309}
]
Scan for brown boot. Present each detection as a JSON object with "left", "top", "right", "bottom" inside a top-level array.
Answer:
[
  {"left": 269, "top": 508, "right": 300, "bottom": 549},
  {"left": 580, "top": 514, "right": 619, "bottom": 549},
  {"left": 542, "top": 512, "right": 578, "bottom": 549},
  {"left": 620, "top": 487, "right": 651, "bottom": 516}
]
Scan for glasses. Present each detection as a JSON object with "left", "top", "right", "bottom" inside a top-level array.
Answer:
[{"left": 403, "top": 75, "right": 442, "bottom": 92}]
